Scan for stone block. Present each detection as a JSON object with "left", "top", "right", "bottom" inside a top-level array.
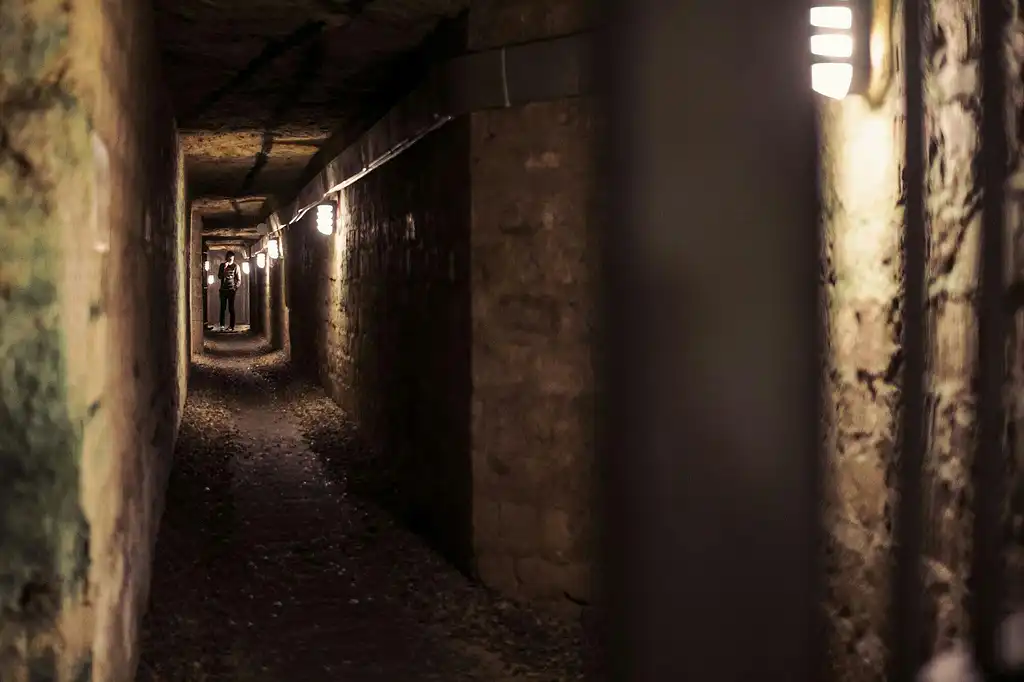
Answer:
[
  {"left": 468, "top": 0, "right": 592, "bottom": 55},
  {"left": 540, "top": 508, "right": 574, "bottom": 561},
  {"left": 514, "top": 557, "right": 566, "bottom": 600},
  {"left": 476, "top": 553, "right": 519, "bottom": 595},
  {"left": 473, "top": 498, "right": 501, "bottom": 548},
  {"left": 499, "top": 502, "right": 541, "bottom": 555}
]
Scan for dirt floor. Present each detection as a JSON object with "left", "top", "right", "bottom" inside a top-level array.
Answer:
[{"left": 136, "top": 334, "right": 593, "bottom": 682}]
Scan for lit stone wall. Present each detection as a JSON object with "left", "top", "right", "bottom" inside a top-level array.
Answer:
[
  {"left": 820, "top": 77, "right": 905, "bottom": 682},
  {"left": 821, "top": 0, "right": 989, "bottom": 679}
]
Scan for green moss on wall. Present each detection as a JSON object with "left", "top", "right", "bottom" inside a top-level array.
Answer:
[{"left": 0, "top": 2, "right": 92, "bottom": 678}]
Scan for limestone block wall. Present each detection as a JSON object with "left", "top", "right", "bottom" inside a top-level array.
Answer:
[
  {"left": 280, "top": 97, "right": 597, "bottom": 604},
  {"left": 0, "top": 0, "right": 187, "bottom": 680},
  {"left": 285, "top": 121, "right": 475, "bottom": 570},
  {"left": 467, "top": 99, "right": 595, "bottom": 602},
  {"left": 272, "top": 0, "right": 596, "bottom": 607}
]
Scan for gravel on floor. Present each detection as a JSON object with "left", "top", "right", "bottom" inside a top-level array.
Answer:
[{"left": 136, "top": 334, "right": 595, "bottom": 682}]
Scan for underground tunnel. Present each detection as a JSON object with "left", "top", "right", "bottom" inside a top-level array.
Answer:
[{"left": 6, "top": 0, "right": 1024, "bottom": 680}]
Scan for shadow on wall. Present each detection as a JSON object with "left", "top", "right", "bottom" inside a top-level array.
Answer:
[{"left": 284, "top": 121, "right": 474, "bottom": 573}]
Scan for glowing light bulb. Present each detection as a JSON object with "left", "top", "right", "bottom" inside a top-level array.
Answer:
[
  {"left": 810, "top": 6, "right": 852, "bottom": 29},
  {"left": 256, "top": 252, "right": 267, "bottom": 269},
  {"left": 268, "top": 238, "right": 280, "bottom": 260},
  {"left": 204, "top": 260, "right": 210, "bottom": 272},
  {"left": 811, "top": 33, "right": 854, "bottom": 58},
  {"left": 316, "top": 203, "right": 335, "bottom": 236},
  {"left": 242, "top": 261, "right": 251, "bottom": 275},
  {"left": 809, "top": 3, "right": 863, "bottom": 100},
  {"left": 811, "top": 62, "right": 854, "bottom": 99},
  {"left": 207, "top": 274, "right": 215, "bottom": 285}
]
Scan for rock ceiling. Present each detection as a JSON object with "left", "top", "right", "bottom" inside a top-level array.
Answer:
[{"left": 155, "top": 0, "right": 467, "bottom": 240}]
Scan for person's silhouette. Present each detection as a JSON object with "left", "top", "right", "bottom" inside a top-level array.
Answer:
[{"left": 217, "top": 251, "right": 241, "bottom": 331}]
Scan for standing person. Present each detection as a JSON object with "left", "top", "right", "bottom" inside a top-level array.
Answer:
[{"left": 217, "top": 251, "right": 241, "bottom": 331}]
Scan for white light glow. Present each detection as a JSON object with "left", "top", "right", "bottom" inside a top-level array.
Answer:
[
  {"left": 256, "top": 252, "right": 267, "bottom": 269},
  {"left": 204, "top": 260, "right": 210, "bottom": 272},
  {"left": 242, "top": 261, "right": 251, "bottom": 275},
  {"left": 207, "top": 274, "right": 215, "bottom": 285},
  {"left": 316, "top": 203, "right": 335, "bottom": 236},
  {"left": 810, "top": 6, "right": 853, "bottom": 29},
  {"left": 811, "top": 62, "right": 854, "bottom": 99},
  {"left": 811, "top": 33, "right": 854, "bottom": 58},
  {"left": 268, "top": 238, "right": 280, "bottom": 260}
]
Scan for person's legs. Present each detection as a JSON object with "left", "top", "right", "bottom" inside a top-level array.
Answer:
[
  {"left": 227, "top": 290, "right": 236, "bottom": 330},
  {"left": 218, "top": 290, "right": 228, "bottom": 328}
]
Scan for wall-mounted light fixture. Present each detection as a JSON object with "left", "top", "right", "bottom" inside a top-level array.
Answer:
[
  {"left": 207, "top": 274, "right": 215, "bottom": 285},
  {"left": 268, "top": 238, "right": 281, "bottom": 260},
  {"left": 242, "top": 261, "right": 251, "bottom": 275},
  {"left": 316, "top": 200, "right": 336, "bottom": 236},
  {"left": 204, "top": 259, "right": 210, "bottom": 272},
  {"left": 256, "top": 252, "right": 267, "bottom": 269},
  {"left": 810, "top": 0, "right": 892, "bottom": 103}
]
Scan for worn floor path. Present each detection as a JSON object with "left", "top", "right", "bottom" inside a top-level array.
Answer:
[{"left": 137, "top": 334, "right": 591, "bottom": 682}]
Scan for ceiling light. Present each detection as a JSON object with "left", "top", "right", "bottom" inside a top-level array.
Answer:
[
  {"left": 809, "top": 0, "right": 890, "bottom": 102},
  {"left": 316, "top": 202, "right": 335, "bottom": 236}
]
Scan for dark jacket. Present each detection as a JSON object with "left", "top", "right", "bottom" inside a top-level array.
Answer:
[{"left": 218, "top": 261, "right": 241, "bottom": 291}]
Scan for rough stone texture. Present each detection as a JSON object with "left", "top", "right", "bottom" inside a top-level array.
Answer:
[
  {"left": 820, "top": 0, "right": 990, "bottom": 678},
  {"left": 189, "top": 210, "right": 205, "bottom": 356},
  {"left": 271, "top": 0, "right": 595, "bottom": 606},
  {"left": 0, "top": 0, "right": 187, "bottom": 680},
  {"left": 248, "top": 251, "right": 268, "bottom": 337},
  {"left": 269, "top": 245, "right": 290, "bottom": 354},
  {"left": 919, "top": 0, "right": 980, "bottom": 654},
  {"left": 279, "top": 93, "right": 596, "bottom": 605},
  {"left": 152, "top": 0, "right": 467, "bottom": 237},
  {"left": 819, "top": 14, "right": 903, "bottom": 682},
  {"left": 468, "top": 99, "right": 595, "bottom": 603},
  {"left": 284, "top": 120, "right": 475, "bottom": 571},
  {"left": 1007, "top": 2, "right": 1024, "bottom": 614},
  {"left": 466, "top": 0, "right": 592, "bottom": 51}
]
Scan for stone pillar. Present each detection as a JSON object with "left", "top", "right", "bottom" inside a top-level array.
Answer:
[
  {"left": 1, "top": 1, "right": 187, "bottom": 680},
  {"left": 467, "top": 0, "right": 595, "bottom": 603},
  {"left": 269, "top": 245, "right": 290, "bottom": 354},
  {"left": 0, "top": 2, "right": 95, "bottom": 680},
  {"left": 189, "top": 211, "right": 205, "bottom": 357}
]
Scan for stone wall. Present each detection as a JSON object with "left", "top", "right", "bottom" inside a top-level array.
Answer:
[
  {"left": 271, "top": 0, "right": 596, "bottom": 606},
  {"left": 463, "top": 0, "right": 595, "bottom": 605},
  {"left": 269, "top": 243, "right": 289, "bottom": 353},
  {"left": 285, "top": 121, "right": 475, "bottom": 570},
  {"left": 467, "top": 99, "right": 595, "bottom": 602},
  {"left": 189, "top": 211, "right": 205, "bottom": 356},
  {"left": 249, "top": 252, "right": 266, "bottom": 337},
  {"left": 820, "top": 0, "right": 988, "bottom": 679},
  {"left": 0, "top": 0, "right": 187, "bottom": 680},
  {"left": 820, "top": 85, "right": 903, "bottom": 682}
]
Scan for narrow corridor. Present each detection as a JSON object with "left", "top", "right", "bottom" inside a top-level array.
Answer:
[{"left": 136, "top": 335, "right": 589, "bottom": 682}]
